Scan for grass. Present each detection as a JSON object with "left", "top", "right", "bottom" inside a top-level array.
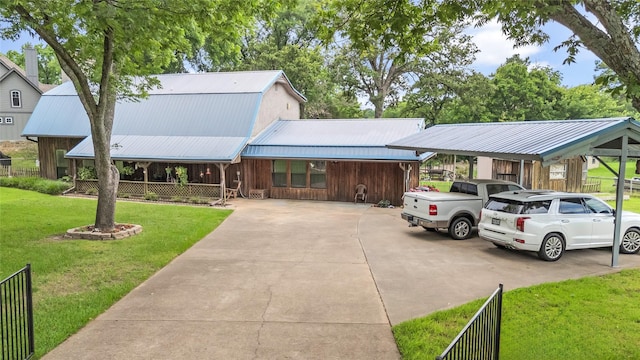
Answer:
[
  {"left": 393, "top": 269, "right": 640, "bottom": 359},
  {"left": 0, "top": 188, "right": 232, "bottom": 358},
  {"left": 394, "top": 183, "right": 640, "bottom": 360}
]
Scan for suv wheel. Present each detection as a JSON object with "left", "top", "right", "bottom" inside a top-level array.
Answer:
[
  {"left": 538, "top": 233, "right": 565, "bottom": 261},
  {"left": 449, "top": 217, "right": 472, "bottom": 240},
  {"left": 621, "top": 228, "right": 640, "bottom": 254}
]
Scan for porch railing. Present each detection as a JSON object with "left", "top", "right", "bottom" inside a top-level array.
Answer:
[
  {"left": 0, "top": 167, "right": 39, "bottom": 178},
  {"left": 436, "top": 284, "right": 503, "bottom": 360},
  {"left": 75, "top": 179, "right": 221, "bottom": 199},
  {"left": 1, "top": 264, "right": 34, "bottom": 360}
]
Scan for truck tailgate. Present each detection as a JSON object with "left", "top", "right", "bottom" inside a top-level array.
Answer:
[{"left": 402, "top": 192, "right": 482, "bottom": 218}]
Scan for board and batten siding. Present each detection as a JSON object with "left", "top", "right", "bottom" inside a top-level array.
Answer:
[
  {"left": 531, "top": 157, "right": 585, "bottom": 192},
  {"left": 242, "top": 159, "right": 419, "bottom": 205},
  {"left": 37, "top": 137, "right": 83, "bottom": 179}
]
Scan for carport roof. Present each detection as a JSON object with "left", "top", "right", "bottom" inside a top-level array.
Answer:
[{"left": 387, "top": 117, "right": 640, "bottom": 166}]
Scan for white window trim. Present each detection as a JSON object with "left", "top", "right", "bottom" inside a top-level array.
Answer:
[
  {"left": 4, "top": 116, "right": 13, "bottom": 124},
  {"left": 11, "top": 90, "right": 21, "bottom": 108}
]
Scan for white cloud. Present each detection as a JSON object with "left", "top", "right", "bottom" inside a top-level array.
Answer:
[{"left": 469, "top": 20, "right": 541, "bottom": 66}]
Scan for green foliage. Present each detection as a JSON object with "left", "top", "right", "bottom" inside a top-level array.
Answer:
[
  {"left": 460, "top": 0, "right": 640, "bottom": 112},
  {"left": 174, "top": 166, "right": 188, "bottom": 187},
  {"left": 85, "top": 188, "right": 98, "bottom": 196},
  {"left": 77, "top": 166, "right": 97, "bottom": 180},
  {"left": 317, "top": 0, "right": 475, "bottom": 117},
  {"left": 0, "top": 177, "right": 71, "bottom": 195},
  {"left": 394, "top": 270, "right": 640, "bottom": 359},
  {"left": 0, "top": 187, "right": 231, "bottom": 357},
  {"left": 143, "top": 191, "right": 159, "bottom": 201}
]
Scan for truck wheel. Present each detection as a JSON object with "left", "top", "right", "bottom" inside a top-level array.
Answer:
[{"left": 449, "top": 217, "right": 472, "bottom": 240}]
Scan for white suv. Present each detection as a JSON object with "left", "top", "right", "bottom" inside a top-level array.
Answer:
[{"left": 478, "top": 190, "right": 640, "bottom": 261}]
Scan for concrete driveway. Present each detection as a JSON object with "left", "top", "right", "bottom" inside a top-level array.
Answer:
[{"left": 43, "top": 199, "right": 640, "bottom": 359}]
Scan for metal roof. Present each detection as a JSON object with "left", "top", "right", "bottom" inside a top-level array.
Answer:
[
  {"left": 388, "top": 117, "right": 640, "bottom": 166},
  {"left": 23, "top": 92, "right": 262, "bottom": 137},
  {"left": 43, "top": 70, "right": 306, "bottom": 100},
  {"left": 67, "top": 135, "right": 247, "bottom": 163},
  {"left": 244, "top": 118, "right": 433, "bottom": 161}
]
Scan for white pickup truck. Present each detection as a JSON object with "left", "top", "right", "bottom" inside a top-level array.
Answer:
[{"left": 401, "top": 179, "right": 524, "bottom": 240}]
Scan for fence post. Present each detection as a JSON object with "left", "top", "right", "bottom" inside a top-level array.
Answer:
[{"left": 25, "top": 264, "right": 34, "bottom": 356}]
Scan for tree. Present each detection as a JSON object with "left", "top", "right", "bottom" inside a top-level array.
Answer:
[
  {"left": 4, "top": 44, "right": 62, "bottom": 84},
  {"left": 464, "top": 0, "right": 640, "bottom": 112},
  {"left": 1, "top": 0, "right": 268, "bottom": 231},
  {"left": 318, "top": 0, "right": 474, "bottom": 118},
  {"left": 489, "top": 55, "right": 563, "bottom": 121},
  {"left": 402, "top": 24, "right": 478, "bottom": 125},
  {"left": 557, "top": 84, "right": 632, "bottom": 119}
]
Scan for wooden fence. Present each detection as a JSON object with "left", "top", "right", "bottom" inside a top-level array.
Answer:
[{"left": 0, "top": 166, "right": 40, "bottom": 178}]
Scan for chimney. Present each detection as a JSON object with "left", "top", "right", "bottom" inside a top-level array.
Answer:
[{"left": 24, "top": 46, "right": 39, "bottom": 85}]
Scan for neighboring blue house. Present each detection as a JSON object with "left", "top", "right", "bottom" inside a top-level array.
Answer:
[{"left": 23, "top": 71, "right": 430, "bottom": 204}]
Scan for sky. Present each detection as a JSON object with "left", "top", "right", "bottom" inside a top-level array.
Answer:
[
  {"left": 0, "top": 20, "right": 600, "bottom": 88},
  {"left": 468, "top": 20, "right": 600, "bottom": 87}
]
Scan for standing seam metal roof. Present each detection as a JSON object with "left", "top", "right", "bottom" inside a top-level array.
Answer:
[
  {"left": 244, "top": 118, "right": 432, "bottom": 161},
  {"left": 388, "top": 118, "right": 639, "bottom": 162}
]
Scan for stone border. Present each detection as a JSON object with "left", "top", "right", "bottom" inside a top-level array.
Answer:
[{"left": 66, "top": 224, "right": 143, "bottom": 240}]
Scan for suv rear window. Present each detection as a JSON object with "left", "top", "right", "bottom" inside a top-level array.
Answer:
[{"left": 485, "top": 198, "right": 551, "bottom": 214}]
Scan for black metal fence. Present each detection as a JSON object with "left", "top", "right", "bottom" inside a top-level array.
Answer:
[
  {"left": 1, "top": 264, "right": 34, "bottom": 360},
  {"left": 436, "top": 284, "right": 503, "bottom": 360}
]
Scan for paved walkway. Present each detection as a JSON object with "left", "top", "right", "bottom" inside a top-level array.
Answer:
[{"left": 43, "top": 199, "right": 640, "bottom": 359}]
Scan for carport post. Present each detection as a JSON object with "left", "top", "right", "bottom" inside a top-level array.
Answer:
[
  {"left": 611, "top": 135, "right": 628, "bottom": 267},
  {"left": 519, "top": 160, "right": 524, "bottom": 187}
]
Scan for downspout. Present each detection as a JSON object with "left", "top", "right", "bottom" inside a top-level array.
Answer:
[{"left": 26, "top": 136, "right": 38, "bottom": 143}]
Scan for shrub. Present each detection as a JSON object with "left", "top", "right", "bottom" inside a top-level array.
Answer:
[
  {"left": 0, "top": 177, "right": 72, "bottom": 195},
  {"left": 144, "top": 192, "right": 159, "bottom": 201},
  {"left": 117, "top": 192, "right": 131, "bottom": 198},
  {"left": 85, "top": 188, "right": 98, "bottom": 195},
  {"left": 77, "top": 166, "right": 97, "bottom": 180}
]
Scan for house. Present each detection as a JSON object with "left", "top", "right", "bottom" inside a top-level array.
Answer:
[
  {"left": 0, "top": 47, "right": 55, "bottom": 141},
  {"left": 23, "top": 71, "right": 430, "bottom": 205},
  {"left": 242, "top": 118, "right": 432, "bottom": 204}
]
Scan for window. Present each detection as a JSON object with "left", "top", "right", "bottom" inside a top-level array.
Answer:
[
  {"left": 559, "top": 198, "right": 587, "bottom": 214},
  {"left": 55, "top": 149, "right": 69, "bottom": 179},
  {"left": 584, "top": 197, "right": 613, "bottom": 214},
  {"left": 11, "top": 90, "right": 21, "bottom": 108},
  {"left": 549, "top": 163, "right": 567, "bottom": 180},
  {"left": 271, "top": 160, "right": 327, "bottom": 189},
  {"left": 310, "top": 161, "right": 326, "bottom": 189},
  {"left": 272, "top": 160, "right": 287, "bottom": 187},
  {"left": 290, "top": 160, "right": 307, "bottom": 188},
  {"left": 4, "top": 117, "right": 13, "bottom": 125}
]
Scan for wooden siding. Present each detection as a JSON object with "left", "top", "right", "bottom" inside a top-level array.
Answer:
[
  {"left": 38, "top": 137, "right": 83, "bottom": 179},
  {"left": 491, "top": 159, "right": 533, "bottom": 188},
  {"left": 241, "top": 159, "right": 419, "bottom": 206},
  {"left": 531, "top": 158, "right": 585, "bottom": 192},
  {"left": 491, "top": 158, "right": 585, "bottom": 192}
]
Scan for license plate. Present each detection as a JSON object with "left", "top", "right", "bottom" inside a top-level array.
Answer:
[{"left": 491, "top": 218, "right": 500, "bottom": 225}]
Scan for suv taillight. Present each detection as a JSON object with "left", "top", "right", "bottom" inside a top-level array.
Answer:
[
  {"left": 516, "top": 217, "right": 530, "bottom": 232},
  {"left": 429, "top": 204, "right": 437, "bottom": 216}
]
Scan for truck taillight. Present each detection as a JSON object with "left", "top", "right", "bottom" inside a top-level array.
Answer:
[
  {"left": 516, "top": 217, "right": 530, "bottom": 232},
  {"left": 429, "top": 204, "right": 437, "bottom": 216}
]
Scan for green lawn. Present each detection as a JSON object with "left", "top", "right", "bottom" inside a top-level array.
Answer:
[
  {"left": 0, "top": 188, "right": 231, "bottom": 358},
  {"left": 393, "top": 269, "right": 640, "bottom": 359}
]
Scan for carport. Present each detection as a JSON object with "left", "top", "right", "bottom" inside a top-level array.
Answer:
[{"left": 388, "top": 117, "right": 640, "bottom": 267}]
